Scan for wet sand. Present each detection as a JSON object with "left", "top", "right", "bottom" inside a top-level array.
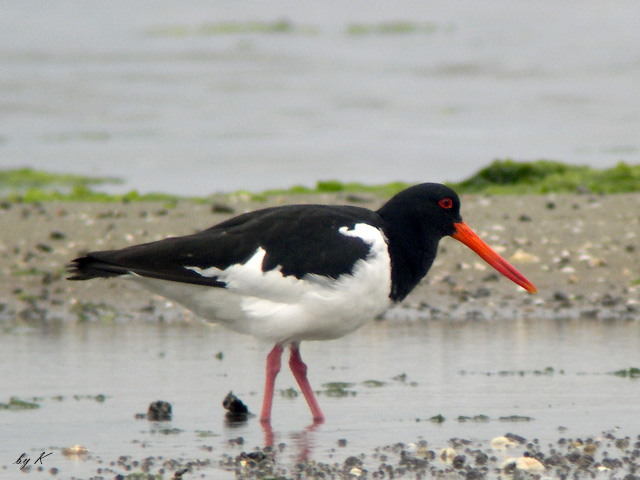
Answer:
[
  {"left": 3, "top": 320, "right": 640, "bottom": 479},
  {"left": 1, "top": 191, "right": 640, "bottom": 479}
]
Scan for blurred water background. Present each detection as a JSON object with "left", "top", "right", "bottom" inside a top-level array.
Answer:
[{"left": 1, "top": 0, "right": 639, "bottom": 196}]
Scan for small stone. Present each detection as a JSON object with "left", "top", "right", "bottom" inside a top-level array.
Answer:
[
  {"left": 515, "top": 455, "right": 545, "bottom": 472},
  {"left": 223, "top": 391, "right": 250, "bottom": 421},
  {"left": 505, "top": 433, "right": 527, "bottom": 444},
  {"left": 452, "top": 455, "right": 466, "bottom": 469},
  {"left": 147, "top": 400, "right": 172, "bottom": 421},
  {"left": 509, "top": 250, "right": 540, "bottom": 264},
  {"left": 348, "top": 466, "right": 363, "bottom": 476},
  {"left": 439, "top": 447, "right": 456, "bottom": 464},
  {"left": 211, "top": 203, "right": 235, "bottom": 214},
  {"left": 474, "top": 287, "right": 491, "bottom": 298},
  {"left": 62, "top": 445, "right": 88, "bottom": 457},
  {"left": 491, "top": 436, "right": 517, "bottom": 450},
  {"left": 36, "top": 243, "right": 53, "bottom": 253},
  {"left": 588, "top": 257, "right": 607, "bottom": 267}
]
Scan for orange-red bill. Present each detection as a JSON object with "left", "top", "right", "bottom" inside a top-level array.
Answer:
[{"left": 451, "top": 221, "right": 537, "bottom": 293}]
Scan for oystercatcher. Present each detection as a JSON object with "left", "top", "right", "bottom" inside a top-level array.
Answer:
[{"left": 68, "top": 183, "right": 536, "bottom": 423}]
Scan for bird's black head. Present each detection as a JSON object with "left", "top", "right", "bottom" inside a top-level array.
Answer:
[
  {"left": 377, "top": 182, "right": 537, "bottom": 303},
  {"left": 376, "top": 183, "right": 463, "bottom": 302},
  {"left": 377, "top": 183, "right": 463, "bottom": 239}
]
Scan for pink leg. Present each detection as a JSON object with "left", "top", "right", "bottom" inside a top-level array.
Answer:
[
  {"left": 289, "top": 343, "right": 325, "bottom": 423},
  {"left": 260, "top": 344, "right": 283, "bottom": 423}
]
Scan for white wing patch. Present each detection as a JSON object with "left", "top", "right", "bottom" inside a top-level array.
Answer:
[{"left": 185, "top": 247, "right": 310, "bottom": 302}]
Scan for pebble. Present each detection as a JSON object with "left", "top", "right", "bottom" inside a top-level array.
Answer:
[
  {"left": 509, "top": 250, "right": 540, "bottom": 264},
  {"left": 222, "top": 391, "right": 251, "bottom": 422},
  {"left": 220, "top": 430, "right": 640, "bottom": 480},
  {"left": 439, "top": 447, "right": 456, "bottom": 464},
  {"left": 490, "top": 436, "right": 517, "bottom": 450},
  {"left": 147, "top": 400, "right": 172, "bottom": 421},
  {"left": 62, "top": 445, "right": 88, "bottom": 457}
]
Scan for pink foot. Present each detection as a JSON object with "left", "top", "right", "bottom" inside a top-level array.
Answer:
[
  {"left": 260, "top": 344, "right": 283, "bottom": 423},
  {"left": 289, "top": 343, "right": 325, "bottom": 422}
]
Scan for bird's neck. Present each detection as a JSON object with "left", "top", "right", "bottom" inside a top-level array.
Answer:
[{"left": 380, "top": 219, "right": 440, "bottom": 303}]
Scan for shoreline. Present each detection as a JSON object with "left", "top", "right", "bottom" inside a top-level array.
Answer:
[{"left": 1, "top": 190, "right": 638, "bottom": 328}]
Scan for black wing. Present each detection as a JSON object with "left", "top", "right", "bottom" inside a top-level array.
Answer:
[{"left": 68, "top": 204, "right": 384, "bottom": 287}]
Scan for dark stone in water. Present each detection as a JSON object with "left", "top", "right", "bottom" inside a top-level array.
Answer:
[
  {"left": 243, "top": 451, "right": 268, "bottom": 463},
  {"left": 172, "top": 468, "right": 190, "bottom": 479},
  {"left": 452, "top": 455, "right": 466, "bottom": 469},
  {"left": 465, "top": 469, "right": 483, "bottom": 480},
  {"left": 223, "top": 391, "right": 251, "bottom": 421},
  {"left": 504, "top": 433, "right": 527, "bottom": 444},
  {"left": 147, "top": 400, "right": 172, "bottom": 421}
]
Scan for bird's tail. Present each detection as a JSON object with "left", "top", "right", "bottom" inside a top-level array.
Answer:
[{"left": 67, "top": 255, "right": 129, "bottom": 281}]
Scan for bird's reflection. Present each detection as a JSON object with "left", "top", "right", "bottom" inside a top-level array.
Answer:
[
  {"left": 261, "top": 419, "right": 323, "bottom": 461},
  {"left": 223, "top": 411, "right": 323, "bottom": 461},
  {"left": 224, "top": 413, "right": 251, "bottom": 429}
]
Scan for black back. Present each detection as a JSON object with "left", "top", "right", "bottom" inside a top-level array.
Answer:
[{"left": 68, "top": 204, "right": 383, "bottom": 287}]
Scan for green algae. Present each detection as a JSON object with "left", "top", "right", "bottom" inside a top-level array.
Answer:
[
  {"left": 457, "top": 414, "right": 490, "bottom": 423},
  {"left": 255, "top": 160, "right": 640, "bottom": 197},
  {"left": 145, "top": 18, "right": 451, "bottom": 38},
  {"left": 145, "top": 19, "right": 318, "bottom": 38},
  {"left": 3, "top": 160, "right": 640, "bottom": 204},
  {"left": 258, "top": 180, "right": 412, "bottom": 199},
  {"left": 362, "top": 379, "right": 386, "bottom": 387},
  {"left": 71, "top": 301, "right": 120, "bottom": 323},
  {"left": 449, "top": 159, "right": 640, "bottom": 194},
  {"left": 0, "top": 168, "right": 188, "bottom": 203},
  {"left": 279, "top": 387, "right": 298, "bottom": 398},
  {"left": 499, "top": 415, "right": 534, "bottom": 422},
  {"left": 9, "top": 186, "right": 186, "bottom": 204},
  {"left": 0, "top": 396, "right": 41, "bottom": 410},
  {"left": 321, "top": 382, "right": 357, "bottom": 397},
  {"left": 611, "top": 367, "right": 640, "bottom": 378},
  {"left": 346, "top": 21, "right": 441, "bottom": 35},
  {"left": 0, "top": 167, "right": 120, "bottom": 190},
  {"left": 429, "top": 414, "right": 446, "bottom": 423}
]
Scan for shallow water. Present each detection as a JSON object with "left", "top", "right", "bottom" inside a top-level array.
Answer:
[
  {"left": 2, "top": 0, "right": 640, "bottom": 195},
  {"left": 2, "top": 316, "right": 639, "bottom": 477}
]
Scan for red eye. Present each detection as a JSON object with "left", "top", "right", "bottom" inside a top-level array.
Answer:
[{"left": 439, "top": 197, "right": 453, "bottom": 209}]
